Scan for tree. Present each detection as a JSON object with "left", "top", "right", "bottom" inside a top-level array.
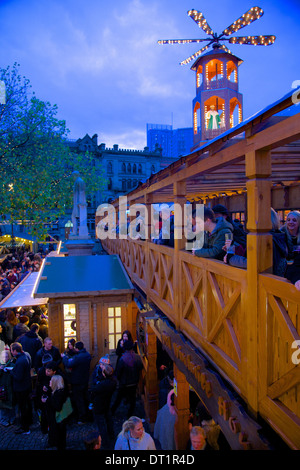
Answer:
[{"left": 0, "top": 63, "right": 106, "bottom": 240}]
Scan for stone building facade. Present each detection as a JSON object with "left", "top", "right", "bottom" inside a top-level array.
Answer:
[{"left": 65, "top": 133, "right": 178, "bottom": 236}]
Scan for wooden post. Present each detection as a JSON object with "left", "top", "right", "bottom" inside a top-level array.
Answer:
[
  {"left": 142, "top": 193, "right": 153, "bottom": 303},
  {"left": 173, "top": 181, "right": 186, "bottom": 331},
  {"left": 174, "top": 363, "right": 190, "bottom": 450},
  {"left": 245, "top": 148, "right": 272, "bottom": 416},
  {"left": 144, "top": 323, "right": 158, "bottom": 429}
]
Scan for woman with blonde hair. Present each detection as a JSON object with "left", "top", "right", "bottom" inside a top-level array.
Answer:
[
  {"left": 280, "top": 210, "right": 300, "bottom": 257},
  {"left": 42, "top": 374, "right": 70, "bottom": 450},
  {"left": 114, "top": 416, "right": 156, "bottom": 450}
]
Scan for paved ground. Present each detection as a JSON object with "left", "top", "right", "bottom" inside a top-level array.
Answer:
[{"left": 0, "top": 392, "right": 148, "bottom": 451}]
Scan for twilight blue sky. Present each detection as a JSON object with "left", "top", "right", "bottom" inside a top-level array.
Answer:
[{"left": 0, "top": 0, "right": 299, "bottom": 150}]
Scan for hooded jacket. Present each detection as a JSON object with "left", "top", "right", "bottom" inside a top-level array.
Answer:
[
  {"left": 194, "top": 217, "right": 233, "bottom": 260},
  {"left": 19, "top": 330, "right": 43, "bottom": 364},
  {"left": 90, "top": 371, "right": 117, "bottom": 414},
  {"left": 62, "top": 348, "right": 91, "bottom": 385},
  {"left": 10, "top": 351, "right": 32, "bottom": 392},
  {"left": 116, "top": 350, "right": 143, "bottom": 387}
]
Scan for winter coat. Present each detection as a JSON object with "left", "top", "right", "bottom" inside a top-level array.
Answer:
[
  {"left": 34, "top": 345, "right": 62, "bottom": 372},
  {"left": 114, "top": 430, "right": 156, "bottom": 450},
  {"left": 285, "top": 252, "right": 300, "bottom": 286},
  {"left": 10, "top": 351, "right": 32, "bottom": 392},
  {"left": 154, "top": 390, "right": 177, "bottom": 450},
  {"left": 90, "top": 372, "right": 117, "bottom": 414},
  {"left": 62, "top": 348, "right": 91, "bottom": 385},
  {"left": 12, "top": 323, "right": 29, "bottom": 342},
  {"left": 228, "top": 230, "right": 288, "bottom": 276},
  {"left": 194, "top": 218, "right": 233, "bottom": 260},
  {"left": 115, "top": 350, "right": 143, "bottom": 387},
  {"left": 19, "top": 330, "right": 43, "bottom": 365},
  {"left": 0, "top": 359, "right": 15, "bottom": 409}
]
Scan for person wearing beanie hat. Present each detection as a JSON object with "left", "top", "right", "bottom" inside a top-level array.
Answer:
[
  {"left": 99, "top": 354, "right": 110, "bottom": 365},
  {"left": 212, "top": 204, "right": 228, "bottom": 216}
]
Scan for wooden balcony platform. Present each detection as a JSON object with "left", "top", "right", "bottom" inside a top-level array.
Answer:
[{"left": 98, "top": 89, "right": 300, "bottom": 449}]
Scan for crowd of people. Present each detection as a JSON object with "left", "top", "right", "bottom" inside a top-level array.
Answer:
[
  {"left": 123, "top": 204, "right": 300, "bottom": 289},
  {"left": 0, "top": 249, "right": 46, "bottom": 303},
  {"left": 0, "top": 322, "right": 221, "bottom": 451}
]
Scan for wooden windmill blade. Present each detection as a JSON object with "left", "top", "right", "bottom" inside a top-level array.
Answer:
[
  {"left": 157, "top": 6, "right": 275, "bottom": 65},
  {"left": 187, "top": 9, "right": 214, "bottom": 36},
  {"left": 180, "top": 44, "right": 211, "bottom": 66},
  {"left": 219, "top": 44, "right": 233, "bottom": 54},
  {"left": 228, "top": 35, "right": 276, "bottom": 46},
  {"left": 158, "top": 38, "right": 211, "bottom": 45},
  {"left": 221, "top": 6, "right": 264, "bottom": 36}
]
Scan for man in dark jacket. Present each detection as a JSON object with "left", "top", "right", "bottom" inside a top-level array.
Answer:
[
  {"left": 19, "top": 323, "right": 43, "bottom": 366},
  {"left": 62, "top": 341, "right": 91, "bottom": 423},
  {"left": 194, "top": 208, "right": 233, "bottom": 260},
  {"left": 10, "top": 342, "right": 32, "bottom": 434},
  {"left": 111, "top": 340, "right": 143, "bottom": 418},
  {"left": 212, "top": 204, "right": 247, "bottom": 249},
  {"left": 34, "top": 337, "right": 62, "bottom": 372},
  {"left": 90, "top": 361, "right": 117, "bottom": 448}
]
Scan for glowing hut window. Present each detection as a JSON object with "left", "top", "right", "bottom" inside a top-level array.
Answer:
[
  {"left": 108, "top": 306, "right": 122, "bottom": 350},
  {"left": 63, "top": 304, "right": 77, "bottom": 348}
]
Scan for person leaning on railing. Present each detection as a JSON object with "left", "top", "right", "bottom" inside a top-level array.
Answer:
[
  {"left": 192, "top": 208, "right": 233, "bottom": 260},
  {"left": 223, "top": 208, "right": 289, "bottom": 278}
]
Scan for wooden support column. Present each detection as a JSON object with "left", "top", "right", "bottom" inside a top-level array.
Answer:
[
  {"left": 245, "top": 148, "right": 272, "bottom": 416},
  {"left": 144, "top": 322, "right": 158, "bottom": 429},
  {"left": 174, "top": 363, "right": 190, "bottom": 450},
  {"left": 144, "top": 193, "right": 153, "bottom": 302},
  {"left": 173, "top": 181, "right": 186, "bottom": 331}
]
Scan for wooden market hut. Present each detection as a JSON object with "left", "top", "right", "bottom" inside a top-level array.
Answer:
[
  {"left": 98, "top": 89, "right": 300, "bottom": 449},
  {"left": 32, "top": 254, "right": 136, "bottom": 369}
]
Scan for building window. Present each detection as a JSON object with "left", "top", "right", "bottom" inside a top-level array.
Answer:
[
  {"left": 63, "top": 304, "right": 77, "bottom": 349},
  {"left": 121, "top": 163, "right": 126, "bottom": 173},
  {"left": 127, "top": 179, "right": 132, "bottom": 190},
  {"left": 108, "top": 306, "right": 122, "bottom": 350},
  {"left": 122, "top": 179, "right": 126, "bottom": 190},
  {"left": 138, "top": 164, "right": 142, "bottom": 174},
  {"left": 107, "top": 162, "right": 113, "bottom": 174},
  {"left": 127, "top": 163, "right": 131, "bottom": 173},
  {"left": 133, "top": 164, "right": 137, "bottom": 174}
]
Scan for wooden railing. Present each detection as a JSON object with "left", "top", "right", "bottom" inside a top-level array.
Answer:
[
  {"left": 101, "top": 236, "right": 300, "bottom": 448},
  {"left": 100, "top": 92, "right": 300, "bottom": 448}
]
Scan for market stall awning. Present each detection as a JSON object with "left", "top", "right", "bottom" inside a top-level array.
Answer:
[
  {"left": 0, "top": 272, "right": 48, "bottom": 309},
  {"left": 33, "top": 254, "right": 134, "bottom": 298}
]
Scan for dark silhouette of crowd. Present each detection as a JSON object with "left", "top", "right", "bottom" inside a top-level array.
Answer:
[{"left": 0, "top": 249, "right": 44, "bottom": 302}]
